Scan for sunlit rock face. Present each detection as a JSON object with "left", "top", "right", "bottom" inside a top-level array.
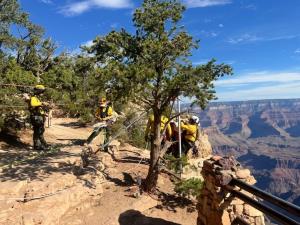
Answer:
[{"left": 185, "top": 99, "right": 300, "bottom": 206}]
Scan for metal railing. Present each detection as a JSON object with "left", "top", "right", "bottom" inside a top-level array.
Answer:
[{"left": 226, "top": 178, "right": 300, "bottom": 225}]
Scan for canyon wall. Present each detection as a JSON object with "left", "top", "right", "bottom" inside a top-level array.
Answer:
[{"left": 186, "top": 99, "right": 300, "bottom": 206}]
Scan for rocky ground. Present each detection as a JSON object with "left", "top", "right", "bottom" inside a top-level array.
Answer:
[{"left": 0, "top": 118, "right": 197, "bottom": 225}]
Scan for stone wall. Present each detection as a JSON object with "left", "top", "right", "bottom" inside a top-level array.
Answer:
[{"left": 197, "top": 156, "right": 265, "bottom": 225}]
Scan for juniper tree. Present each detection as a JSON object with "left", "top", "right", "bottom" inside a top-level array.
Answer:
[{"left": 83, "top": 0, "right": 232, "bottom": 192}]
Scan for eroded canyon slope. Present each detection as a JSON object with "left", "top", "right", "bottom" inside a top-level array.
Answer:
[{"left": 188, "top": 99, "right": 300, "bottom": 206}]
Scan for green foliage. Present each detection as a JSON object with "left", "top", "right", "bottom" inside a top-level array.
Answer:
[
  {"left": 88, "top": 0, "right": 233, "bottom": 113},
  {"left": 87, "top": 0, "right": 233, "bottom": 190},
  {"left": 164, "top": 154, "right": 189, "bottom": 173},
  {"left": 129, "top": 125, "right": 146, "bottom": 148},
  {"left": 0, "top": 57, "right": 36, "bottom": 131},
  {"left": 0, "top": 0, "right": 57, "bottom": 131},
  {"left": 175, "top": 178, "right": 203, "bottom": 198},
  {"left": 111, "top": 110, "right": 147, "bottom": 148},
  {"left": 0, "top": 1, "right": 232, "bottom": 196}
]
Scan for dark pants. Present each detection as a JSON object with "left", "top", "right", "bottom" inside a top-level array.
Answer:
[
  {"left": 87, "top": 126, "right": 110, "bottom": 151},
  {"left": 31, "top": 116, "right": 47, "bottom": 150},
  {"left": 182, "top": 139, "right": 193, "bottom": 155},
  {"left": 166, "top": 139, "right": 193, "bottom": 158}
]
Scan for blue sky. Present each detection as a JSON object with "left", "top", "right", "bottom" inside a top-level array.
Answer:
[{"left": 20, "top": 0, "right": 300, "bottom": 101}]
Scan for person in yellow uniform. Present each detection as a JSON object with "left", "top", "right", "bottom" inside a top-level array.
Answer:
[
  {"left": 29, "top": 85, "right": 49, "bottom": 150},
  {"left": 181, "top": 115, "right": 199, "bottom": 155},
  {"left": 86, "top": 97, "right": 114, "bottom": 151},
  {"left": 144, "top": 114, "right": 172, "bottom": 144}
]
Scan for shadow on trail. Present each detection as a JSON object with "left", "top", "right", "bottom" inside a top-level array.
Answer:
[
  {"left": 0, "top": 150, "right": 78, "bottom": 182},
  {"left": 156, "top": 191, "right": 196, "bottom": 213},
  {"left": 119, "top": 210, "right": 180, "bottom": 225},
  {"left": 103, "top": 171, "right": 136, "bottom": 187},
  {"left": 0, "top": 132, "right": 31, "bottom": 149},
  {"left": 0, "top": 134, "right": 80, "bottom": 182},
  {"left": 56, "top": 138, "right": 86, "bottom": 146},
  {"left": 58, "top": 121, "right": 87, "bottom": 129}
]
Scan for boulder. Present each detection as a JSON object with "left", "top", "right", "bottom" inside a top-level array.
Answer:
[
  {"left": 243, "top": 204, "right": 263, "bottom": 217},
  {"left": 222, "top": 211, "right": 231, "bottom": 225},
  {"left": 255, "top": 216, "right": 266, "bottom": 225},
  {"left": 245, "top": 175, "right": 256, "bottom": 185},
  {"left": 236, "top": 169, "right": 251, "bottom": 179},
  {"left": 109, "top": 140, "right": 121, "bottom": 153},
  {"left": 195, "top": 131, "right": 213, "bottom": 158},
  {"left": 233, "top": 204, "right": 244, "bottom": 215}
]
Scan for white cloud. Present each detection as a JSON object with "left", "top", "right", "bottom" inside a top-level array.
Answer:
[
  {"left": 218, "top": 23, "right": 224, "bottom": 28},
  {"left": 182, "top": 0, "right": 232, "bottom": 8},
  {"left": 110, "top": 23, "right": 119, "bottom": 29},
  {"left": 68, "top": 40, "right": 95, "bottom": 56},
  {"left": 40, "top": 0, "right": 53, "bottom": 4},
  {"left": 194, "top": 59, "right": 210, "bottom": 65},
  {"left": 214, "top": 71, "right": 300, "bottom": 101},
  {"left": 82, "top": 40, "right": 94, "bottom": 47},
  {"left": 215, "top": 71, "right": 300, "bottom": 86},
  {"left": 227, "top": 33, "right": 299, "bottom": 44},
  {"left": 60, "top": 0, "right": 133, "bottom": 16},
  {"left": 295, "top": 48, "right": 300, "bottom": 54},
  {"left": 227, "top": 34, "right": 260, "bottom": 44},
  {"left": 216, "top": 82, "right": 300, "bottom": 101},
  {"left": 199, "top": 30, "right": 218, "bottom": 38},
  {"left": 60, "top": 0, "right": 231, "bottom": 16}
]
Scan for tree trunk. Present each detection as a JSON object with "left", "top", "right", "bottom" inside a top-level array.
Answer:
[{"left": 144, "top": 111, "right": 162, "bottom": 192}]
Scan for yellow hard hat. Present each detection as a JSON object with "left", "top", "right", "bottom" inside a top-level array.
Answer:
[{"left": 34, "top": 84, "right": 45, "bottom": 90}]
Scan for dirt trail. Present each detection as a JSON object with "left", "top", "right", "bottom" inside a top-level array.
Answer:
[{"left": 0, "top": 118, "right": 197, "bottom": 225}]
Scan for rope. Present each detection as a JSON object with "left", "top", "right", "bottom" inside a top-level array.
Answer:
[
  {"left": 94, "top": 111, "right": 148, "bottom": 154},
  {"left": 0, "top": 105, "right": 27, "bottom": 108},
  {"left": 124, "top": 156, "right": 147, "bottom": 173},
  {"left": 0, "top": 83, "right": 35, "bottom": 88},
  {"left": 0, "top": 185, "right": 74, "bottom": 202}
]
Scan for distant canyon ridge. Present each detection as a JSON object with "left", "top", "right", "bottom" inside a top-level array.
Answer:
[{"left": 186, "top": 99, "right": 300, "bottom": 206}]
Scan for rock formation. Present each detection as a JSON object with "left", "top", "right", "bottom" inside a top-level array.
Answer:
[
  {"left": 197, "top": 156, "right": 265, "bottom": 225},
  {"left": 186, "top": 99, "right": 300, "bottom": 205}
]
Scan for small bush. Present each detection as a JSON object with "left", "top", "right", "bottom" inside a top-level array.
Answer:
[
  {"left": 164, "top": 154, "right": 189, "bottom": 173},
  {"left": 175, "top": 178, "right": 203, "bottom": 198},
  {"left": 110, "top": 111, "right": 146, "bottom": 148}
]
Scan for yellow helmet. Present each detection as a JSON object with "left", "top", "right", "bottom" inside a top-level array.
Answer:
[
  {"left": 34, "top": 84, "right": 45, "bottom": 90},
  {"left": 34, "top": 84, "right": 45, "bottom": 94}
]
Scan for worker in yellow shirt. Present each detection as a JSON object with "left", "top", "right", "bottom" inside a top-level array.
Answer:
[
  {"left": 144, "top": 114, "right": 172, "bottom": 144},
  {"left": 86, "top": 97, "right": 114, "bottom": 151},
  {"left": 29, "top": 85, "right": 49, "bottom": 150},
  {"left": 181, "top": 115, "right": 199, "bottom": 155}
]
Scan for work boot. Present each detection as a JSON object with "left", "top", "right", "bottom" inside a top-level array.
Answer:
[
  {"left": 34, "top": 146, "right": 44, "bottom": 151},
  {"left": 81, "top": 148, "right": 92, "bottom": 168}
]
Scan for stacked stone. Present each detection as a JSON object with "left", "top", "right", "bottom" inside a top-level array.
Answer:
[
  {"left": 181, "top": 157, "right": 209, "bottom": 180},
  {"left": 197, "top": 156, "right": 265, "bottom": 225}
]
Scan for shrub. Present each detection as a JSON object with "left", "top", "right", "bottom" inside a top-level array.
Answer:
[{"left": 175, "top": 178, "right": 204, "bottom": 198}]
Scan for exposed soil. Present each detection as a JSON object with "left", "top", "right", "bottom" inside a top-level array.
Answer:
[{"left": 0, "top": 118, "right": 197, "bottom": 225}]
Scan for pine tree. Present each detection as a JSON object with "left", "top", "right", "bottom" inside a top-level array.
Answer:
[{"left": 88, "top": 0, "right": 233, "bottom": 192}]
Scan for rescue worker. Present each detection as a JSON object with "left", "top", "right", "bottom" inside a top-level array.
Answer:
[
  {"left": 180, "top": 115, "right": 199, "bottom": 155},
  {"left": 144, "top": 114, "right": 172, "bottom": 144},
  {"left": 29, "top": 85, "right": 49, "bottom": 150},
  {"left": 86, "top": 97, "right": 114, "bottom": 151},
  {"left": 166, "top": 121, "right": 179, "bottom": 156}
]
